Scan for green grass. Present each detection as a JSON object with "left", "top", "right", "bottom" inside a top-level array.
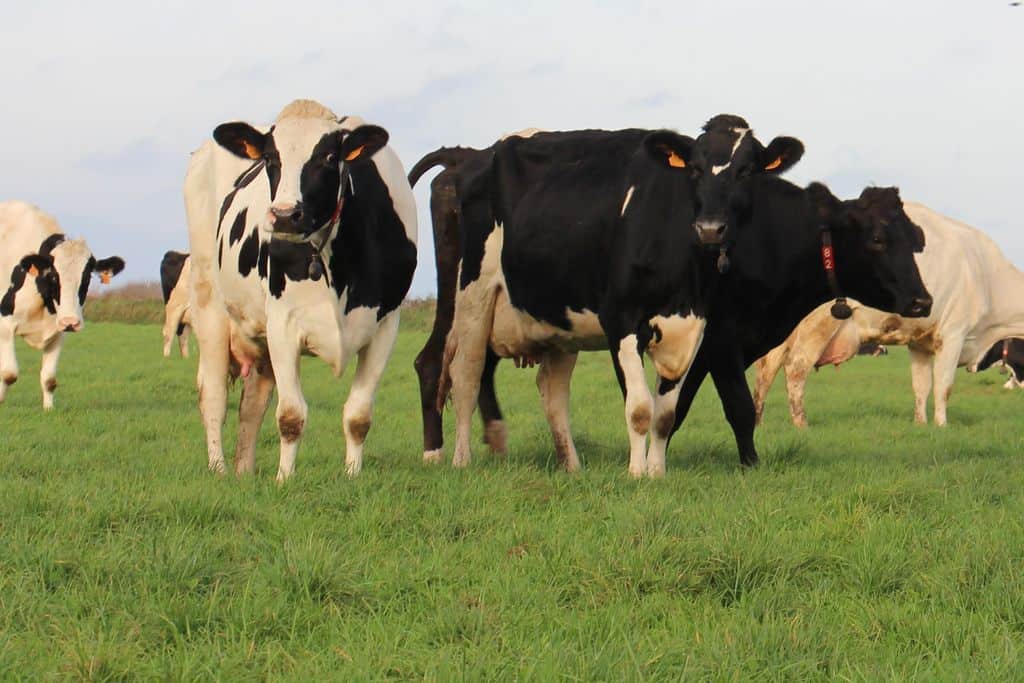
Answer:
[{"left": 3, "top": 321, "right": 1024, "bottom": 680}]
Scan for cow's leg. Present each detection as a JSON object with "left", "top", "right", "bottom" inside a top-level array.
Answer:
[
  {"left": 909, "top": 347, "right": 933, "bottom": 424},
  {"left": 342, "top": 311, "right": 401, "bottom": 477},
  {"left": 931, "top": 336, "right": 964, "bottom": 427},
  {"left": 178, "top": 324, "right": 191, "bottom": 358},
  {"left": 753, "top": 345, "right": 787, "bottom": 425},
  {"left": 479, "top": 349, "right": 507, "bottom": 455},
  {"left": 784, "top": 356, "right": 813, "bottom": 429},
  {"left": 162, "top": 324, "right": 174, "bottom": 358},
  {"left": 667, "top": 347, "right": 711, "bottom": 443},
  {"left": 536, "top": 351, "right": 580, "bottom": 472},
  {"left": 266, "top": 316, "right": 306, "bottom": 482},
  {"left": 39, "top": 335, "right": 63, "bottom": 410},
  {"left": 193, "top": 302, "right": 231, "bottom": 474},
  {"left": 234, "top": 359, "right": 275, "bottom": 476},
  {"left": 0, "top": 318, "right": 19, "bottom": 404},
  {"left": 647, "top": 376, "right": 682, "bottom": 478},
  {"left": 710, "top": 350, "right": 759, "bottom": 467},
  {"left": 615, "top": 333, "right": 653, "bottom": 478},
  {"left": 415, "top": 315, "right": 450, "bottom": 464}
]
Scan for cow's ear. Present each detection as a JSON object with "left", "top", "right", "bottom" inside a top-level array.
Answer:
[
  {"left": 213, "top": 122, "right": 267, "bottom": 160},
  {"left": 20, "top": 254, "right": 53, "bottom": 277},
  {"left": 806, "top": 182, "right": 842, "bottom": 222},
  {"left": 94, "top": 256, "right": 125, "bottom": 285},
  {"left": 644, "top": 131, "right": 695, "bottom": 170},
  {"left": 762, "top": 136, "right": 804, "bottom": 174},
  {"left": 340, "top": 125, "right": 389, "bottom": 163}
]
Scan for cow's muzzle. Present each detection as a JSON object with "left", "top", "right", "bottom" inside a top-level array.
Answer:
[
  {"left": 59, "top": 317, "right": 83, "bottom": 333},
  {"left": 903, "top": 296, "right": 932, "bottom": 318},
  {"left": 694, "top": 220, "right": 727, "bottom": 246},
  {"left": 269, "top": 203, "right": 305, "bottom": 235}
]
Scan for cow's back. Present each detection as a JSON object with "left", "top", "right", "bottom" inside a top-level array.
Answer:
[{"left": 0, "top": 201, "right": 62, "bottom": 289}]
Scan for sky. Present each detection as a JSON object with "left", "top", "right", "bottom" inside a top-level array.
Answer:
[{"left": 1, "top": 1, "right": 1021, "bottom": 297}]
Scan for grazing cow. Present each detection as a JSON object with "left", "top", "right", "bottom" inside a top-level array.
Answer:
[
  {"left": 160, "top": 250, "right": 191, "bottom": 358},
  {"left": 184, "top": 99, "right": 417, "bottom": 480},
  {"left": 753, "top": 205, "right": 1024, "bottom": 427},
  {"left": 667, "top": 185, "right": 931, "bottom": 465},
  {"left": 0, "top": 201, "right": 125, "bottom": 408},
  {"left": 977, "top": 338, "right": 1024, "bottom": 389},
  {"left": 427, "top": 116, "right": 807, "bottom": 476}
]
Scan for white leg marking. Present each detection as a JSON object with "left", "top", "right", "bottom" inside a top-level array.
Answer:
[
  {"left": 342, "top": 311, "right": 400, "bottom": 477},
  {"left": 909, "top": 348, "right": 933, "bottom": 425},
  {"left": 39, "top": 335, "right": 63, "bottom": 411},
  {"left": 618, "top": 334, "right": 653, "bottom": 478}
]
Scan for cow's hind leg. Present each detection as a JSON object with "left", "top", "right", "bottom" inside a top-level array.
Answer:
[
  {"left": 536, "top": 351, "right": 580, "bottom": 472},
  {"left": 479, "top": 349, "right": 507, "bottom": 455},
  {"left": 234, "top": 359, "right": 275, "bottom": 475},
  {"left": 647, "top": 375, "right": 683, "bottom": 478},
  {"left": 39, "top": 335, "right": 63, "bottom": 410},
  {"left": 178, "top": 324, "right": 191, "bottom": 358},
  {"left": 343, "top": 311, "right": 401, "bottom": 477},
  {"left": 783, "top": 356, "right": 813, "bottom": 429},
  {"left": 0, "top": 318, "right": 19, "bottom": 404},
  {"left": 193, "top": 303, "right": 231, "bottom": 474}
]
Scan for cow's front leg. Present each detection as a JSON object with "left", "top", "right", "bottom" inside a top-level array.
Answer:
[
  {"left": 908, "top": 347, "right": 933, "bottom": 424},
  {"left": 646, "top": 375, "right": 682, "bottom": 478},
  {"left": 342, "top": 311, "right": 400, "bottom": 477},
  {"left": 536, "top": 351, "right": 580, "bottom": 472},
  {"left": 267, "top": 317, "right": 306, "bottom": 482},
  {"left": 931, "top": 333, "right": 965, "bottom": 427},
  {"left": 615, "top": 333, "right": 653, "bottom": 478},
  {"left": 0, "top": 318, "right": 19, "bottom": 404},
  {"left": 39, "top": 335, "right": 64, "bottom": 410}
]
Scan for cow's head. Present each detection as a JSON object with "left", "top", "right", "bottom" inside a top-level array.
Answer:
[
  {"left": 809, "top": 184, "right": 931, "bottom": 318},
  {"left": 975, "top": 340, "right": 1009, "bottom": 373},
  {"left": 20, "top": 239, "right": 124, "bottom": 332},
  {"left": 213, "top": 103, "right": 388, "bottom": 240},
  {"left": 646, "top": 115, "right": 804, "bottom": 248}
]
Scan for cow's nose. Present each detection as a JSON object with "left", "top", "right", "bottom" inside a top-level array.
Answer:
[
  {"left": 270, "top": 203, "right": 304, "bottom": 230},
  {"left": 694, "top": 220, "right": 727, "bottom": 246},
  {"left": 906, "top": 295, "right": 933, "bottom": 318},
  {"left": 59, "top": 317, "right": 83, "bottom": 332}
]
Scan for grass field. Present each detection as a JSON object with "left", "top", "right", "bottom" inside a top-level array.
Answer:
[{"left": 3, "top": 311, "right": 1024, "bottom": 680}]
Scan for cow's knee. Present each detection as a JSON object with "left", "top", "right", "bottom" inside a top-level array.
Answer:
[
  {"left": 345, "top": 414, "right": 372, "bottom": 445},
  {"left": 278, "top": 408, "right": 306, "bottom": 443}
]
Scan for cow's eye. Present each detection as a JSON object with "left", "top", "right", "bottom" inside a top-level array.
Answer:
[{"left": 324, "top": 152, "right": 336, "bottom": 165}]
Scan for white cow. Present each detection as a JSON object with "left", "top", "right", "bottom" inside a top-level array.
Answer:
[
  {"left": 184, "top": 100, "right": 417, "bottom": 480},
  {"left": 0, "top": 201, "right": 124, "bottom": 408},
  {"left": 754, "top": 202, "right": 1024, "bottom": 426}
]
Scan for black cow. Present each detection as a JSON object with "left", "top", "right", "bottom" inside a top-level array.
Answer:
[
  {"left": 419, "top": 116, "right": 806, "bottom": 476},
  {"left": 977, "top": 338, "right": 1024, "bottom": 388},
  {"left": 160, "top": 250, "right": 191, "bottom": 357}
]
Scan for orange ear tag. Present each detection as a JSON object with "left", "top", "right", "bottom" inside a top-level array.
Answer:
[
  {"left": 100, "top": 271, "right": 112, "bottom": 284},
  {"left": 764, "top": 157, "right": 783, "bottom": 171},
  {"left": 667, "top": 151, "right": 686, "bottom": 168},
  {"left": 345, "top": 145, "right": 365, "bottom": 162},
  {"left": 29, "top": 265, "right": 39, "bottom": 277},
  {"left": 242, "top": 140, "right": 261, "bottom": 160}
]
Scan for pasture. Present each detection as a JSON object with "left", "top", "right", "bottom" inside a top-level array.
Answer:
[{"left": 2, "top": 303, "right": 1024, "bottom": 680}]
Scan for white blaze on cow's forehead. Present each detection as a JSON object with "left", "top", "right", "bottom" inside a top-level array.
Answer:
[
  {"left": 621, "top": 186, "right": 636, "bottom": 216},
  {"left": 711, "top": 127, "right": 750, "bottom": 176}
]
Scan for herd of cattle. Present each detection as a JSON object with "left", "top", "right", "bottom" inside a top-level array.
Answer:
[{"left": 3, "top": 98, "right": 1024, "bottom": 480}]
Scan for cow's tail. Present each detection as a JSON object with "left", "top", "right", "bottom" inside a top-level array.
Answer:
[
  {"left": 407, "top": 146, "right": 478, "bottom": 188},
  {"left": 753, "top": 343, "right": 789, "bottom": 425}
]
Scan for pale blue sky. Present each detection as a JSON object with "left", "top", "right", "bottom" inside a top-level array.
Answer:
[{"left": 1, "top": 1, "right": 1020, "bottom": 296}]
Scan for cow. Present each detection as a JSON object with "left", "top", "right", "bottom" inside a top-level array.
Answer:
[
  {"left": 0, "top": 201, "right": 125, "bottom": 409},
  {"left": 753, "top": 204, "right": 1024, "bottom": 427},
  {"left": 160, "top": 250, "right": 191, "bottom": 358},
  {"left": 977, "top": 338, "right": 1024, "bottom": 389},
  {"left": 425, "top": 116, "right": 808, "bottom": 476},
  {"left": 183, "top": 99, "right": 417, "bottom": 480}
]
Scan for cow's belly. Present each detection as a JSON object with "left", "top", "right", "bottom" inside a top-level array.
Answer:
[{"left": 489, "top": 288, "right": 606, "bottom": 357}]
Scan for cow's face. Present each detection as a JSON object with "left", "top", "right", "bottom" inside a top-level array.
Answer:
[
  {"left": 213, "top": 119, "right": 389, "bottom": 239},
  {"left": 680, "top": 115, "right": 803, "bottom": 247},
  {"left": 19, "top": 241, "right": 124, "bottom": 331},
  {"left": 814, "top": 184, "right": 932, "bottom": 318}
]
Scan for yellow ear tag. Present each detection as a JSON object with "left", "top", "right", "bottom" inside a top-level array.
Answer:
[
  {"left": 764, "top": 157, "right": 783, "bottom": 171},
  {"left": 100, "top": 271, "right": 112, "bottom": 284},
  {"left": 345, "top": 145, "right": 365, "bottom": 162},
  {"left": 242, "top": 140, "right": 261, "bottom": 160},
  {"left": 667, "top": 151, "right": 686, "bottom": 168},
  {"left": 29, "top": 265, "right": 39, "bottom": 277}
]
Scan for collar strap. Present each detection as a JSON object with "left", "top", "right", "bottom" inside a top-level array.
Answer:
[{"left": 820, "top": 228, "right": 852, "bottom": 320}]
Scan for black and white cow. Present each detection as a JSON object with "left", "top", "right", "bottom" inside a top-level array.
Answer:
[
  {"left": 160, "top": 250, "right": 191, "bottom": 358},
  {"left": 431, "top": 116, "right": 806, "bottom": 476},
  {"left": 977, "top": 338, "right": 1024, "bottom": 389},
  {"left": 0, "top": 201, "right": 124, "bottom": 408},
  {"left": 183, "top": 99, "right": 417, "bottom": 480}
]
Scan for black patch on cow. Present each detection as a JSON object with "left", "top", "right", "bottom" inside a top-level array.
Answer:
[
  {"left": 264, "top": 135, "right": 281, "bottom": 201},
  {"left": 229, "top": 208, "right": 248, "bottom": 246},
  {"left": 218, "top": 240, "right": 224, "bottom": 269},
  {"left": 238, "top": 231, "right": 260, "bottom": 278},
  {"left": 218, "top": 161, "right": 264, "bottom": 236},
  {"left": 38, "top": 234, "right": 66, "bottom": 257},
  {"left": 160, "top": 251, "right": 188, "bottom": 303},
  {"left": 296, "top": 132, "right": 345, "bottom": 236},
  {"left": 78, "top": 257, "right": 96, "bottom": 305},
  {"left": 257, "top": 240, "right": 269, "bottom": 280},
  {"left": 702, "top": 114, "right": 750, "bottom": 132},
  {"left": 0, "top": 266, "right": 26, "bottom": 316},
  {"left": 267, "top": 239, "right": 316, "bottom": 298}
]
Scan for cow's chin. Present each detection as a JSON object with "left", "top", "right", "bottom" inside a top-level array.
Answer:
[{"left": 262, "top": 225, "right": 313, "bottom": 244}]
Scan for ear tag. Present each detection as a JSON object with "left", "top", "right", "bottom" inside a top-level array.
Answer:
[
  {"left": 345, "top": 145, "right": 365, "bottom": 162},
  {"left": 29, "top": 265, "right": 39, "bottom": 277},
  {"left": 309, "top": 258, "right": 323, "bottom": 281},
  {"left": 667, "top": 151, "right": 686, "bottom": 168},
  {"left": 242, "top": 140, "right": 262, "bottom": 160},
  {"left": 764, "top": 157, "right": 783, "bottom": 171},
  {"left": 100, "top": 271, "right": 112, "bottom": 284}
]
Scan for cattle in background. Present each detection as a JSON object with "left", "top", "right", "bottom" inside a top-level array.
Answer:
[
  {"left": 977, "top": 338, "right": 1024, "bottom": 389},
  {"left": 423, "top": 116, "right": 807, "bottom": 476},
  {"left": 160, "top": 250, "right": 191, "bottom": 358},
  {"left": 753, "top": 205, "right": 1024, "bottom": 427},
  {"left": 184, "top": 100, "right": 416, "bottom": 480},
  {"left": 0, "top": 201, "right": 124, "bottom": 408},
  {"left": 859, "top": 342, "right": 888, "bottom": 357}
]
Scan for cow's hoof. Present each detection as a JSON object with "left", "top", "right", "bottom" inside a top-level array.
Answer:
[
  {"left": 484, "top": 420, "right": 508, "bottom": 455},
  {"left": 423, "top": 449, "right": 443, "bottom": 464},
  {"left": 2, "top": 374, "right": 17, "bottom": 386}
]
